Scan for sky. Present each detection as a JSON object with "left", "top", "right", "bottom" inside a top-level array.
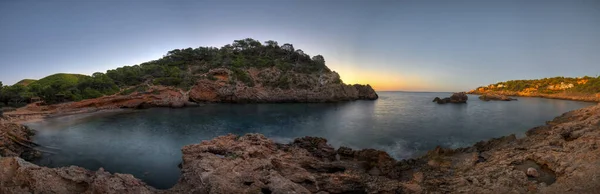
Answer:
[{"left": 0, "top": 0, "right": 599, "bottom": 92}]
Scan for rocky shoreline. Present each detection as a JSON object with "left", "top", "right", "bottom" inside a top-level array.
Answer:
[
  {"left": 1, "top": 102, "right": 600, "bottom": 193},
  {"left": 468, "top": 90, "right": 600, "bottom": 102},
  {"left": 478, "top": 93, "right": 517, "bottom": 101},
  {"left": 1, "top": 80, "right": 378, "bottom": 124}
]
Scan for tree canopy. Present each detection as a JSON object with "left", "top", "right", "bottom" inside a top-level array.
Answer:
[
  {"left": 0, "top": 38, "right": 334, "bottom": 107},
  {"left": 477, "top": 76, "right": 600, "bottom": 94}
]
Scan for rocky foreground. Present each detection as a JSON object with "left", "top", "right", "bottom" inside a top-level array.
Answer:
[{"left": 1, "top": 103, "right": 600, "bottom": 193}]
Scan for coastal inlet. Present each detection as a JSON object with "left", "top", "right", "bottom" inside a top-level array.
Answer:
[{"left": 26, "top": 92, "right": 595, "bottom": 189}]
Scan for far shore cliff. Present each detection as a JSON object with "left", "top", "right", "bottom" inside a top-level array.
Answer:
[
  {"left": 468, "top": 76, "right": 600, "bottom": 102},
  {"left": 468, "top": 90, "right": 600, "bottom": 102}
]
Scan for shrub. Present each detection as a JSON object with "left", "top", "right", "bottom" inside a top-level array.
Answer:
[{"left": 232, "top": 68, "right": 254, "bottom": 87}]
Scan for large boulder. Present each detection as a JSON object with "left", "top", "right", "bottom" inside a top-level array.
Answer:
[{"left": 450, "top": 92, "right": 468, "bottom": 103}]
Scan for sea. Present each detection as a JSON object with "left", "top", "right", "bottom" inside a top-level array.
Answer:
[{"left": 25, "top": 92, "right": 596, "bottom": 189}]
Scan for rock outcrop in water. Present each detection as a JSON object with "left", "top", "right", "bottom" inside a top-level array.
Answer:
[
  {"left": 2, "top": 103, "right": 600, "bottom": 193},
  {"left": 433, "top": 92, "right": 468, "bottom": 104}
]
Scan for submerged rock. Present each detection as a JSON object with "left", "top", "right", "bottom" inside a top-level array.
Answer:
[{"left": 527, "top": 167, "right": 540, "bottom": 177}]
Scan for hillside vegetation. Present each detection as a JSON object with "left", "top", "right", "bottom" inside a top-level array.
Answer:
[
  {"left": 470, "top": 76, "right": 600, "bottom": 95},
  {"left": 15, "top": 79, "right": 37, "bottom": 86},
  {"left": 0, "top": 38, "right": 340, "bottom": 107}
]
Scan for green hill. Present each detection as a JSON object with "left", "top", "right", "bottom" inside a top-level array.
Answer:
[
  {"left": 25, "top": 73, "right": 118, "bottom": 103},
  {"left": 29, "top": 73, "right": 87, "bottom": 88},
  {"left": 1, "top": 38, "right": 339, "bottom": 106},
  {"left": 15, "top": 79, "right": 37, "bottom": 86},
  {"left": 471, "top": 76, "right": 600, "bottom": 94}
]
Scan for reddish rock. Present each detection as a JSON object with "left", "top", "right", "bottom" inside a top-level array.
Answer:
[{"left": 0, "top": 157, "right": 155, "bottom": 194}]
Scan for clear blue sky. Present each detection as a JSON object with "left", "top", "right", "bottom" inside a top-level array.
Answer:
[{"left": 1, "top": 0, "right": 599, "bottom": 91}]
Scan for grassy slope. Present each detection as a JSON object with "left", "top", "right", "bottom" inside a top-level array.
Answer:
[
  {"left": 29, "top": 73, "right": 89, "bottom": 88},
  {"left": 15, "top": 79, "right": 37, "bottom": 86}
]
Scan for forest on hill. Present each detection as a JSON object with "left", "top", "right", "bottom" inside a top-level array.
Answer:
[
  {"left": 0, "top": 38, "right": 335, "bottom": 107},
  {"left": 473, "top": 76, "right": 600, "bottom": 94}
]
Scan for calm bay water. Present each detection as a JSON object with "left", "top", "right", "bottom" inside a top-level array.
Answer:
[{"left": 26, "top": 92, "right": 596, "bottom": 189}]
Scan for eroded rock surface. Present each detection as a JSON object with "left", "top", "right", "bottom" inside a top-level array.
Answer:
[
  {"left": 0, "top": 122, "right": 39, "bottom": 160},
  {"left": 188, "top": 69, "right": 378, "bottom": 103},
  {"left": 170, "top": 135, "right": 409, "bottom": 193},
  {"left": 419, "top": 103, "right": 600, "bottom": 193},
  {"left": 0, "top": 157, "right": 156, "bottom": 194}
]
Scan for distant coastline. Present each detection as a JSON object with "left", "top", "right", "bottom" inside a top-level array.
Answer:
[
  {"left": 468, "top": 90, "right": 600, "bottom": 102},
  {"left": 468, "top": 76, "right": 600, "bottom": 102}
]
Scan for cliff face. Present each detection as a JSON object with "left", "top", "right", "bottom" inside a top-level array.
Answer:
[
  {"left": 188, "top": 68, "right": 378, "bottom": 103},
  {"left": 2, "top": 103, "right": 600, "bottom": 193}
]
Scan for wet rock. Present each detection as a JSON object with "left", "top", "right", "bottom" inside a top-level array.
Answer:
[
  {"left": 450, "top": 92, "right": 468, "bottom": 103},
  {"left": 527, "top": 168, "right": 540, "bottom": 177},
  {"left": 0, "top": 123, "right": 41, "bottom": 158},
  {"left": 170, "top": 101, "right": 185, "bottom": 108}
]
